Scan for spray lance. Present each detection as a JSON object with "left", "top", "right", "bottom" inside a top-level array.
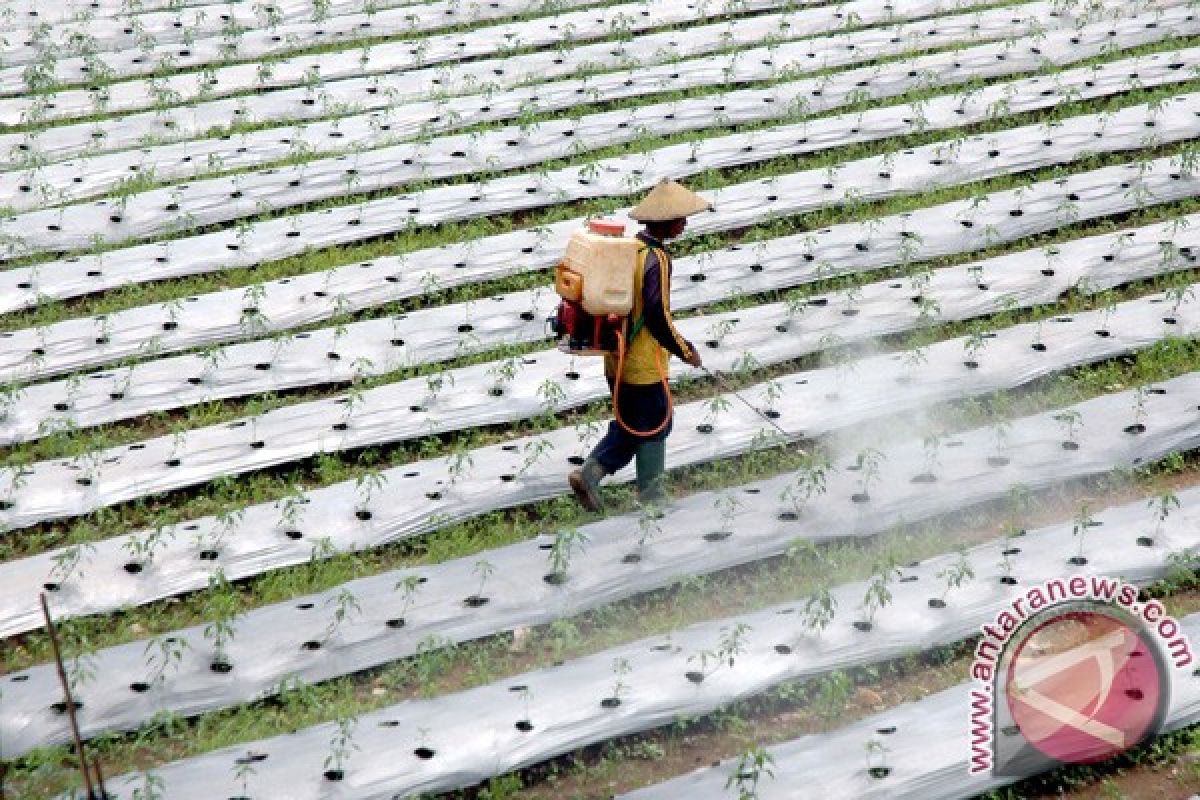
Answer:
[{"left": 697, "top": 364, "right": 798, "bottom": 446}]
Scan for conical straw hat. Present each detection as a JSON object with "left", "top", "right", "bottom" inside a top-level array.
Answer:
[{"left": 629, "top": 178, "right": 713, "bottom": 221}]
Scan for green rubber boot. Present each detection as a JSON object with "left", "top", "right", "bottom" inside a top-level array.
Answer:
[
  {"left": 569, "top": 457, "right": 607, "bottom": 512},
  {"left": 635, "top": 439, "right": 669, "bottom": 509}
]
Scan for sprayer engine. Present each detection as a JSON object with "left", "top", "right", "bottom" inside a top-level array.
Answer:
[
  {"left": 549, "top": 217, "right": 639, "bottom": 356},
  {"left": 548, "top": 301, "right": 622, "bottom": 354}
]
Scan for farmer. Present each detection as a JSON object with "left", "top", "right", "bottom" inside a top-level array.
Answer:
[{"left": 568, "top": 178, "right": 710, "bottom": 511}]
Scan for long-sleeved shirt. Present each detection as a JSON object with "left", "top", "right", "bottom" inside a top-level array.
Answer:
[
  {"left": 604, "top": 231, "right": 695, "bottom": 384},
  {"left": 636, "top": 231, "right": 695, "bottom": 362}
]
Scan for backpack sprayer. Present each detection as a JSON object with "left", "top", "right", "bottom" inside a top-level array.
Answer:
[
  {"left": 547, "top": 219, "right": 793, "bottom": 442},
  {"left": 548, "top": 218, "right": 672, "bottom": 436}
]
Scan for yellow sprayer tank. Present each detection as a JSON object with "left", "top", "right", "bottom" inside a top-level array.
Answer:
[{"left": 558, "top": 219, "right": 640, "bottom": 315}]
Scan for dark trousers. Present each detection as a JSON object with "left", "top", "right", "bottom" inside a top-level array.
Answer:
[{"left": 590, "top": 379, "right": 673, "bottom": 474}]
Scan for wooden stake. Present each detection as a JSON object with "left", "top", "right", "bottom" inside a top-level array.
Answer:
[{"left": 40, "top": 593, "right": 98, "bottom": 800}]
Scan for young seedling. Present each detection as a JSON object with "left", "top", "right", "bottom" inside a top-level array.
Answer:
[
  {"left": 686, "top": 622, "right": 752, "bottom": 684},
  {"left": 390, "top": 574, "right": 424, "bottom": 627},
  {"left": 203, "top": 569, "right": 242, "bottom": 673},
  {"left": 513, "top": 685, "right": 534, "bottom": 732},
  {"left": 851, "top": 447, "right": 885, "bottom": 504},
  {"left": 855, "top": 557, "right": 900, "bottom": 631},
  {"left": 1070, "top": 501, "right": 1096, "bottom": 566},
  {"left": 726, "top": 744, "right": 776, "bottom": 800},
  {"left": 232, "top": 756, "right": 257, "bottom": 798},
  {"left": 1055, "top": 409, "right": 1083, "bottom": 451},
  {"left": 778, "top": 451, "right": 832, "bottom": 517},
  {"left": 517, "top": 436, "right": 554, "bottom": 477},
  {"left": 323, "top": 716, "right": 359, "bottom": 781},
  {"left": 465, "top": 559, "right": 495, "bottom": 607},
  {"left": 1096, "top": 290, "right": 1119, "bottom": 336},
  {"left": 444, "top": 444, "right": 474, "bottom": 486},
  {"left": 198, "top": 344, "right": 229, "bottom": 384},
  {"left": 865, "top": 737, "right": 891, "bottom": 779},
  {"left": 56, "top": 615, "right": 99, "bottom": 696},
  {"left": 705, "top": 317, "right": 738, "bottom": 349},
  {"left": 930, "top": 550, "right": 975, "bottom": 608},
  {"left": 914, "top": 432, "right": 942, "bottom": 484},
  {"left": 545, "top": 528, "right": 589, "bottom": 585},
  {"left": 962, "top": 327, "right": 988, "bottom": 369},
  {"left": 536, "top": 376, "right": 567, "bottom": 419},
  {"left": 354, "top": 469, "right": 387, "bottom": 520},
  {"left": 47, "top": 541, "right": 97, "bottom": 590},
  {"left": 699, "top": 393, "right": 733, "bottom": 433},
  {"left": 998, "top": 531, "right": 1020, "bottom": 587},
  {"left": 1141, "top": 490, "right": 1181, "bottom": 547},
  {"left": 274, "top": 483, "right": 309, "bottom": 536},
  {"left": 1127, "top": 385, "right": 1149, "bottom": 434},
  {"left": 322, "top": 588, "right": 362, "bottom": 645},
  {"left": 142, "top": 634, "right": 189, "bottom": 689},
  {"left": 602, "top": 657, "right": 632, "bottom": 708},
  {"left": 208, "top": 507, "right": 245, "bottom": 554},
  {"left": 1163, "top": 282, "right": 1195, "bottom": 325},
  {"left": 709, "top": 492, "right": 743, "bottom": 540},
  {"left": 801, "top": 580, "right": 837, "bottom": 636},
  {"left": 423, "top": 369, "right": 455, "bottom": 407},
  {"left": 123, "top": 520, "right": 175, "bottom": 572},
  {"left": 487, "top": 355, "right": 523, "bottom": 397}
]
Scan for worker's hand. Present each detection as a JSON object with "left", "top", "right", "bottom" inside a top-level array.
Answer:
[{"left": 683, "top": 345, "right": 704, "bottom": 369}]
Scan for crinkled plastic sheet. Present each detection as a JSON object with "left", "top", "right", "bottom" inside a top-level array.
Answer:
[
  {"left": 0, "top": 0, "right": 612, "bottom": 77},
  {"left": 0, "top": 0, "right": 1086, "bottom": 166},
  {"left": 0, "top": 99, "right": 1195, "bottom": 526},
  {"left": 2, "top": 140, "right": 1195, "bottom": 391},
  {"left": 0, "top": 0, "right": 823, "bottom": 125},
  {"left": 4, "top": 194, "right": 1197, "bottom": 448},
  {"left": 11, "top": 30, "right": 1195, "bottom": 249},
  {"left": 12, "top": 8, "right": 1182, "bottom": 214},
  {"left": 46, "top": 466, "right": 1200, "bottom": 796},
  {"left": 0, "top": 0, "right": 1129, "bottom": 173},
  {"left": 4, "top": 279, "right": 1199, "bottom": 643},
  {"left": 3, "top": 87, "right": 1194, "bottom": 305},
  {"left": 0, "top": 0, "right": 421, "bottom": 32},
  {"left": 621, "top": 619, "right": 1200, "bottom": 799},
  {"left": 9, "top": 454, "right": 1200, "bottom": 758}
]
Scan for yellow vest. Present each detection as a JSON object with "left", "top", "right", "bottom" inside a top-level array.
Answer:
[{"left": 605, "top": 244, "right": 671, "bottom": 385}]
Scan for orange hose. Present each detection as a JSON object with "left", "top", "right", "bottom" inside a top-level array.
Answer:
[{"left": 611, "top": 323, "right": 672, "bottom": 438}]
